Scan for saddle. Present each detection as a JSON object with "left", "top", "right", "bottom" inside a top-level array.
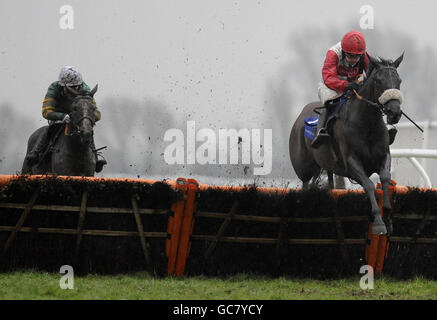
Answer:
[{"left": 305, "top": 93, "right": 349, "bottom": 142}]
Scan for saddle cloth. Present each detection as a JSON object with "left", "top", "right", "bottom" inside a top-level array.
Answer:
[
  {"left": 304, "top": 96, "right": 348, "bottom": 141},
  {"left": 304, "top": 117, "right": 318, "bottom": 140}
]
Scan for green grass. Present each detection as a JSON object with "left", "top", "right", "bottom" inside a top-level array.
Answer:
[{"left": 1, "top": 271, "right": 437, "bottom": 300}]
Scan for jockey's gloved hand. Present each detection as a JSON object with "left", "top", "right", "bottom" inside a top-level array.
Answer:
[
  {"left": 345, "top": 82, "right": 361, "bottom": 92},
  {"left": 62, "top": 114, "right": 71, "bottom": 124}
]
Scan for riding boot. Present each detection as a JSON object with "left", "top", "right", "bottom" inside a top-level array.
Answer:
[
  {"left": 388, "top": 127, "right": 397, "bottom": 145},
  {"left": 311, "top": 108, "right": 330, "bottom": 149},
  {"left": 91, "top": 141, "right": 107, "bottom": 173}
]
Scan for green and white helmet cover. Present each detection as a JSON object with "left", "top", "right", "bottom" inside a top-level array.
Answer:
[{"left": 58, "top": 66, "right": 83, "bottom": 86}]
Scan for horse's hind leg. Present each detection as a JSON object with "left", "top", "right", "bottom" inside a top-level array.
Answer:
[
  {"left": 21, "top": 159, "right": 32, "bottom": 174},
  {"left": 302, "top": 178, "right": 315, "bottom": 190},
  {"left": 302, "top": 169, "right": 323, "bottom": 190}
]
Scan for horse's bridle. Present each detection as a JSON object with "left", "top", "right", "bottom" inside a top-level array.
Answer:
[
  {"left": 65, "top": 100, "right": 96, "bottom": 138},
  {"left": 65, "top": 116, "right": 95, "bottom": 136},
  {"left": 373, "top": 66, "right": 400, "bottom": 96},
  {"left": 76, "top": 115, "right": 96, "bottom": 127},
  {"left": 354, "top": 66, "right": 424, "bottom": 132},
  {"left": 353, "top": 65, "right": 402, "bottom": 115}
]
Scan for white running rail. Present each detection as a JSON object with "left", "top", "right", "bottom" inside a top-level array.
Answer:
[{"left": 390, "top": 149, "right": 437, "bottom": 188}]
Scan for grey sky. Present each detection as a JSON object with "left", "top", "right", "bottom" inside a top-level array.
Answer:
[{"left": 1, "top": 0, "right": 436, "bottom": 122}]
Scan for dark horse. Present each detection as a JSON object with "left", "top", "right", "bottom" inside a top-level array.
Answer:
[
  {"left": 289, "top": 53, "right": 404, "bottom": 235},
  {"left": 22, "top": 85, "right": 99, "bottom": 176}
]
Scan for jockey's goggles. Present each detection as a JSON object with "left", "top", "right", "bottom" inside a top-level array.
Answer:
[{"left": 344, "top": 52, "right": 362, "bottom": 59}]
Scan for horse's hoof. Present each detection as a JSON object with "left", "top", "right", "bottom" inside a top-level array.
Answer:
[
  {"left": 95, "top": 159, "right": 107, "bottom": 173},
  {"left": 388, "top": 127, "right": 398, "bottom": 145},
  {"left": 372, "top": 223, "right": 387, "bottom": 235}
]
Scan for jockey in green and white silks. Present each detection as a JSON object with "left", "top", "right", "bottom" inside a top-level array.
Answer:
[
  {"left": 42, "top": 66, "right": 101, "bottom": 122},
  {"left": 26, "top": 66, "right": 106, "bottom": 172}
]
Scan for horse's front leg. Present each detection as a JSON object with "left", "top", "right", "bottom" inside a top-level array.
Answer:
[
  {"left": 347, "top": 155, "right": 387, "bottom": 235},
  {"left": 378, "top": 153, "right": 393, "bottom": 235}
]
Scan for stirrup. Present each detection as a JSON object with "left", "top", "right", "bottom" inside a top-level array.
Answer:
[
  {"left": 311, "top": 129, "right": 330, "bottom": 149},
  {"left": 317, "top": 128, "right": 328, "bottom": 135}
]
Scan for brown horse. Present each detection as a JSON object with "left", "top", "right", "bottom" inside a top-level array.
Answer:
[{"left": 289, "top": 54, "right": 404, "bottom": 235}]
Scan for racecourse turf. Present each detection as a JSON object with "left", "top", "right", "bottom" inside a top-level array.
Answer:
[{"left": 1, "top": 271, "right": 437, "bottom": 300}]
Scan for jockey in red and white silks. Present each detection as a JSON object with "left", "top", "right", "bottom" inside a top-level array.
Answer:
[
  {"left": 312, "top": 30, "right": 370, "bottom": 149},
  {"left": 318, "top": 30, "right": 370, "bottom": 104},
  {"left": 312, "top": 30, "right": 399, "bottom": 149}
]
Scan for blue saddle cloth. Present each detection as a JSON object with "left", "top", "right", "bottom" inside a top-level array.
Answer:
[
  {"left": 304, "top": 96, "right": 348, "bottom": 141},
  {"left": 304, "top": 117, "right": 318, "bottom": 140}
]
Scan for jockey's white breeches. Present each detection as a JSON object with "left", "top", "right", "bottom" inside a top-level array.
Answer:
[{"left": 318, "top": 82, "right": 340, "bottom": 105}]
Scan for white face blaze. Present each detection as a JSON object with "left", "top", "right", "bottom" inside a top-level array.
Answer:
[{"left": 378, "top": 88, "right": 403, "bottom": 105}]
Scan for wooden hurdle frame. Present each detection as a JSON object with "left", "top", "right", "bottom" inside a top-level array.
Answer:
[{"left": 1, "top": 174, "right": 437, "bottom": 276}]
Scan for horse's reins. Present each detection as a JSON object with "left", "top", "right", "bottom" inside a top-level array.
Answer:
[
  {"left": 352, "top": 66, "right": 424, "bottom": 132},
  {"left": 65, "top": 115, "right": 96, "bottom": 136},
  {"left": 353, "top": 89, "right": 384, "bottom": 113},
  {"left": 352, "top": 65, "right": 395, "bottom": 112}
]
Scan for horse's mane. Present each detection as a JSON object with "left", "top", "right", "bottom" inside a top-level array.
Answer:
[
  {"left": 365, "top": 55, "right": 393, "bottom": 79},
  {"left": 71, "top": 90, "right": 94, "bottom": 105},
  {"left": 78, "top": 90, "right": 93, "bottom": 97}
]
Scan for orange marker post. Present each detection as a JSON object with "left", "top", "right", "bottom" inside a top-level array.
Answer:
[
  {"left": 166, "top": 178, "right": 188, "bottom": 276},
  {"left": 175, "top": 179, "right": 199, "bottom": 276},
  {"left": 365, "top": 180, "right": 396, "bottom": 275}
]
